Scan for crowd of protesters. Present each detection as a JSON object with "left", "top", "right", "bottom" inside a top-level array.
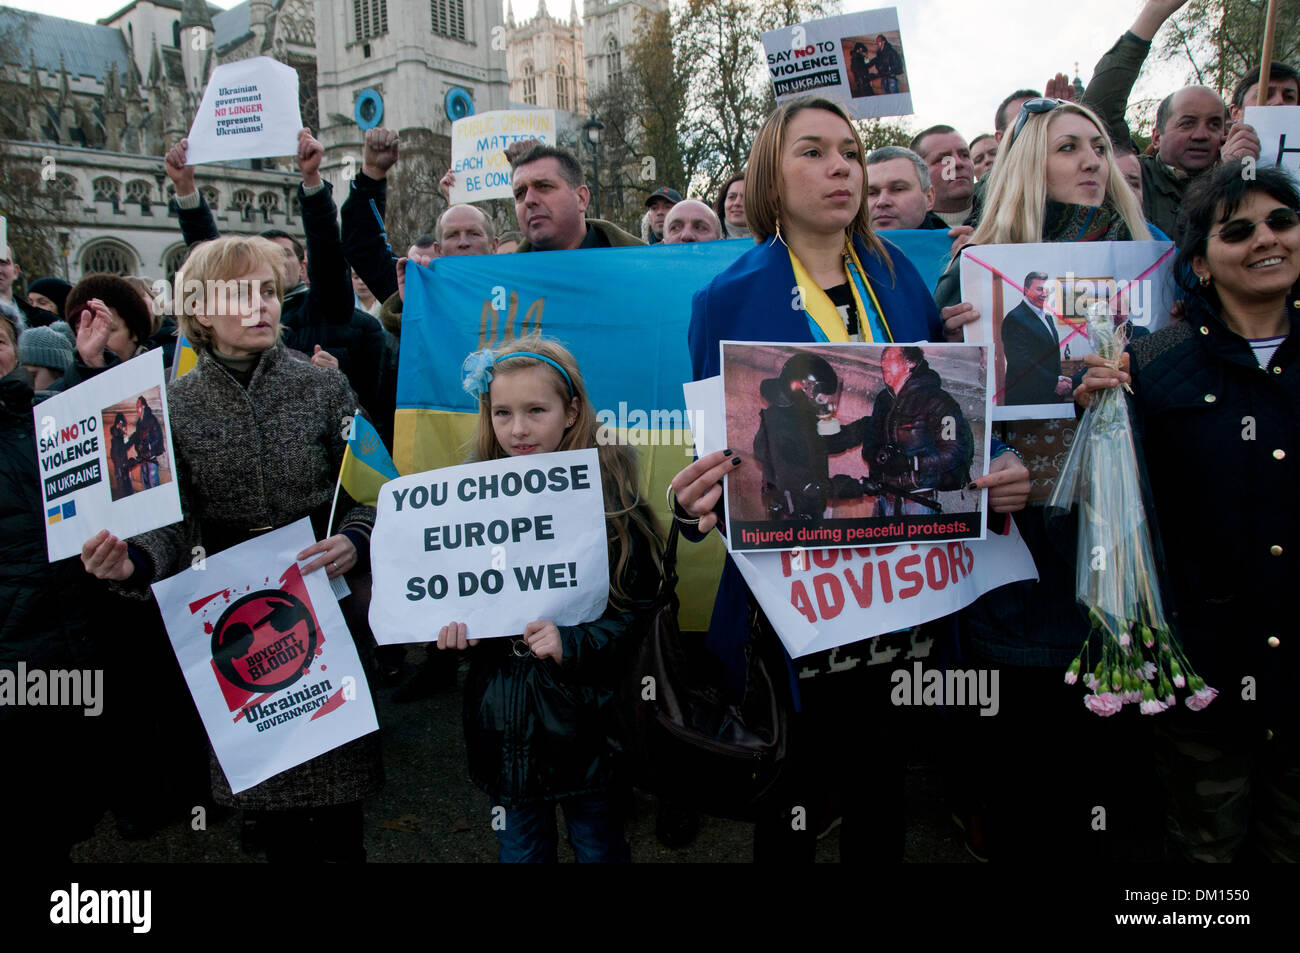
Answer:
[{"left": 2, "top": 0, "right": 1297, "bottom": 865}]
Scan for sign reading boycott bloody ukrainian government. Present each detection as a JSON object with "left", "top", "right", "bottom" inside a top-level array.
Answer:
[
  {"left": 152, "top": 519, "right": 378, "bottom": 794},
  {"left": 34, "top": 349, "right": 182, "bottom": 562},
  {"left": 368, "top": 449, "right": 611, "bottom": 644},
  {"left": 184, "top": 56, "right": 302, "bottom": 165},
  {"left": 448, "top": 109, "right": 557, "bottom": 205}
]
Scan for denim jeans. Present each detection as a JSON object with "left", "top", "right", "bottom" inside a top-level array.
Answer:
[
  {"left": 496, "top": 793, "right": 631, "bottom": 863},
  {"left": 882, "top": 76, "right": 899, "bottom": 94},
  {"left": 139, "top": 461, "right": 159, "bottom": 489}
]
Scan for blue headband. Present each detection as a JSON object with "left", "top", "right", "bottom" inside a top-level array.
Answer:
[{"left": 461, "top": 349, "right": 575, "bottom": 399}]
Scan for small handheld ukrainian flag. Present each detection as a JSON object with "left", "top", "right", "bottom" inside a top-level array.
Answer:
[
  {"left": 171, "top": 332, "right": 199, "bottom": 380},
  {"left": 339, "top": 411, "right": 399, "bottom": 507}
]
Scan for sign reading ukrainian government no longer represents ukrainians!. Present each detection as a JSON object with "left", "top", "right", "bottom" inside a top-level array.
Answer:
[
  {"left": 368, "top": 448, "right": 611, "bottom": 644},
  {"left": 761, "top": 7, "right": 913, "bottom": 120},
  {"left": 152, "top": 519, "right": 378, "bottom": 794},
  {"left": 185, "top": 56, "right": 303, "bottom": 164},
  {"left": 449, "top": 109, "right": 558, "bottom": 204},
  {"left": 34, "top": 349, "right": 182, "bottom": 562}
]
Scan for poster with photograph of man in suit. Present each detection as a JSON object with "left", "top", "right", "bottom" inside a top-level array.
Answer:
[
  {"left": 720, "top": 341, "right": 992, "bottom": 553},
  {"left": 957, "top": 240, "right": 1177, "bottom": 421}
]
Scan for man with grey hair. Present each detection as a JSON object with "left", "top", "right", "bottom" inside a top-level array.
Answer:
[
  {"left": 434, "top": 204, "right": 497, "bottom": 257},
  {"left": 865, "top": 146, "right": 948, "bottom": 231},
  {"left": 662, "top": 199, "right": 722, "bottom": 243}
]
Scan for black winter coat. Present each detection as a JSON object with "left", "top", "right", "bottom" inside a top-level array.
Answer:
[
  {"left": 1128, "top": 294, "right": 1299, "bottom": 731},
  {"left": 462, "top": 530, "right": 659, "bottom": 807}
]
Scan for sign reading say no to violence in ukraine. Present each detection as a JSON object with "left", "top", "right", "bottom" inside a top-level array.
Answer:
[{"left": 368, "top": 448, "right": 610, "bottom": 644}]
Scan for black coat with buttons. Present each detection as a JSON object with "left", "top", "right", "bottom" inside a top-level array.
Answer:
[{"left": 1128, "top": 291, "right": 1298, "bottom": 730}]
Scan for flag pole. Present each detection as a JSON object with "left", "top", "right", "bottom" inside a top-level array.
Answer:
[
  {"left": 1256, "top": 0, "right": 1281, "bottom": 107},
  {"left": 327, "top": 407, "right": 360, "bottom": 534}
]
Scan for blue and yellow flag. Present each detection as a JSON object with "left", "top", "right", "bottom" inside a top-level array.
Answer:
[
  {"left": 340, "top": 412, "right": 399, "bottom": 507},
  {"left": 397, "top": 231, "right": 951, "bottom": 629},
  {"left": 171, "top": 332, "right": 199, "bottom": 380}
]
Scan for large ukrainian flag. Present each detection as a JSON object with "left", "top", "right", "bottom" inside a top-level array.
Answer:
[{"left": 396, "top": 230, "right": 952, "bottom": 629}]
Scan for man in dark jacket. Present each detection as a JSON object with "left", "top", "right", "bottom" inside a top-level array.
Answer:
[
  {"left": 163, "top": 136, "right": 388, "bottom": 429},
  {"left": 865, "top": 34, "right": 903, "bottom": 94}
]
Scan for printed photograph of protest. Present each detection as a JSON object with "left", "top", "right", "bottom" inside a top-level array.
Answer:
[
  {"left": 100, "top": 386, "right": 172, "bottom": 502},
  {"left": 842, "top": 30, "right": 908, "bottom": 99},
  {"left": 720, "top": 341, "right": 991, "bottom": 553}
]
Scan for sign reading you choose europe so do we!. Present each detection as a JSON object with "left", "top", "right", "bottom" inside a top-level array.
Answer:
[{"left": 368, "top": 448, "right": 611, "bottom": 644}]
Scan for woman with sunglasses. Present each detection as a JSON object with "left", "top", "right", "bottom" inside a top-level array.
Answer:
[
  {"left": 934, "top": 99, "right": 1163, "bottom": 862},
  {"left": 672, "top": 96, "right": 1030, "bottom": 863},
  {"left": 1077, "top": 161, "right": 1299, "bottom": 862}
]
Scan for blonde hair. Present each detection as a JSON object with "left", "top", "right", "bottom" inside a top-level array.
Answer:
[
  {"left": 174, "top": 236, "right": 286, "bottom": 351},
  {"left": 744, "top": 97, "right": 891, "bottom": 270},
  {"left": 469, "top": 335, "right": 662, "bottom": 606},
  {"left": 971, "top": 102, "right": 1151, "bottom": 246}
]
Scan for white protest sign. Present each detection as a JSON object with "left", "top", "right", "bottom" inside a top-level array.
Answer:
[
  {"left": 152, "top": 518, "right": 378, "bottom": 794},
  {"left": 449, "top": 109, "right": 558, "bottom": 204},
  {"left": 34, "top": 349, "right": 182, "bottom": 561},
  {"left": 185, "top": 56, "right": 302, "bottom": 164},
  {"left": 368, "top": 448, "right": 611, "bottom": 644},
  {"left": 1245, "top": 105, "right": 1300, "bottom": 176},
  {"left": 685, "top": 375, "right": 1037, "bottom": 658},
  {"left": 1, "top": 214, "right": 8, "bottom": 259},
  {"left": 761, "top": 7, "right": 912, "bottom": 120},
  {"left": 960, "top": 240, "right": 1176, "bottom": 421}
]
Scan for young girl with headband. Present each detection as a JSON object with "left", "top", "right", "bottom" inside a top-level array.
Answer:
[{"left": 440, "top": 335, "right": 661, "bottom": 862}]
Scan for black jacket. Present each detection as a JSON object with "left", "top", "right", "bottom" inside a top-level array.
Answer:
[
  {"left": 175, "top": 185, "right": 389, "bottom": 431},
  {"left": 830, "top": 362, "right": 974, "bottom": 491},
  {"left": 1128, "top": 294, "right": 1299, "bottom": 730},
  {"left": 339, "top": 172, "right": 400, "bottom": 305},
  {"left": 462, "top": 531, "right": 658, "bottom": 807}
]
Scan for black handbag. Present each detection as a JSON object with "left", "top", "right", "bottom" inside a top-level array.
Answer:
[{"left": 619, "top": 519, "right": 789, "bottom": 821}]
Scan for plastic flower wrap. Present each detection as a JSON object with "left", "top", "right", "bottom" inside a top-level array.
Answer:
[{"left": 1046, "top": 305, "right": 1213, "bottom": 716}]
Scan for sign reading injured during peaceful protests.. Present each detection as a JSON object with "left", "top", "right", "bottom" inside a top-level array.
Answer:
[
  {"left": 1245, "top": 106, "right": 1300, "bottom": 176},
  {"left": 761, "top": 7, "right": 912, "bottom": 120},
  {"left": 368, "top": 448, "right": 611, "bottom": 644},
  {"left": 686, "top": 375, "right": 1037, "bottom": 658},
  {"left": 721, "top": 341, "right": 992, "bottom": 554},
  {"left": 34, "top": 349, "right": 182, "bottom": 562},
  {"left": 959, "top": 240, "right": 1176, "bottom": 421},
  {"left": 152, "top": 518, "right": 378, "bottom": 794},
  {"left": 449, "top": 109, "right": 558, "bottom": 204},
  {"left": 184, "top": 56, "right": 302, "bottom": 164}
]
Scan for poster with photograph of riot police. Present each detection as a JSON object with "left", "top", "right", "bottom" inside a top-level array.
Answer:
[{"left": 720, "top": 341, "right": 993, "bottom": 553}]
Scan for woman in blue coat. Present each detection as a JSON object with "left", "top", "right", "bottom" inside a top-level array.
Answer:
[{"left": 672, "top": 97, "right": 1030, "bottom": 862}]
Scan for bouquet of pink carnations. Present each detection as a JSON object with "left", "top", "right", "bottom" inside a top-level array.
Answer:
[{"left": 1046, "top": 306, "right": 1214, "bottom": 716}]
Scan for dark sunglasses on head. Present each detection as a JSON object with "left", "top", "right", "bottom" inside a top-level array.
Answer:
[
  {"left": 1008, "top": 98, "right": 1067, "bottom": 151},
  {"left": 1210, "top": 207, "right": 1300, "bottom": 243}
]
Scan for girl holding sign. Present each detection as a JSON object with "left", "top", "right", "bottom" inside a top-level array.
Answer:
[{"left": 442, "top": 336, "right": 661, "bottom": 863}]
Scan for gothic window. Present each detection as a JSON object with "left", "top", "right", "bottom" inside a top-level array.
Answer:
[
  {"left": 556, "top": 62, "right": 569, "bottom": 111},
  {"left": 279, "top": 0, "right": 316, "bottom": 45},
  {"left": 258, "top": 191, "right": 280, "bottom": 223},
  {"left": 606, "top": 36, "right": 621, "bottom": 85},
  {"left": 200, "top": 185, "right": 220, "bottom": 210},
  {"left": 430, "top": 0, "right": 466, "bottom": 40},
  {"left": 354, "top": 0, "right": 388, "bottom": 41},
  {"left": 81, "top": 240, "right": 136, "bottom": 276},
  {"left": 231, "top": 189, "right": 254, "bottom": 222},
  {"left": 93, "top": 177, "right": 121, "bottom": 211},
  {"left": 51, "top": 172, "right": 80, "bottom": 212},
  {"left": 163, "top": 244, "right": 189, "bottom": 284},
  {"left": 523, "top": 62, "right": 536, "bottom": 106},
  {"left": 172, "top": 21, "right": 180, "bottom": 48},
  {"left": 124, "top": 179, "right": 152, "bottom": 214}
]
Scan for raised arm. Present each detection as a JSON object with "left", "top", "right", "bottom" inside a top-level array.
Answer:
[{"left": 340, "top": 128, "right": 401, "bottom": 303}]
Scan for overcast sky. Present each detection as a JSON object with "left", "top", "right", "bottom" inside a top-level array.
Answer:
[{"left": 2, "top": 0, "right": 1192, "bottom": 141}]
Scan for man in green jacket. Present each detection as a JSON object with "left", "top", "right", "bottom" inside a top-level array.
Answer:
[{"left": 509, "top": 144, "right": 642, "bottom": 252}]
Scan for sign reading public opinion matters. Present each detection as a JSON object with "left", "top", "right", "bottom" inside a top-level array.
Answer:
[
  {"left": 34, "top": 349, "right": 182, "bottom": 562},
  {"left": 184, "top": 56, "right": 303, "bottom": 164},
  {"left": 448, "top": 109, "right": 558, "bottom": 204},
  {"left": 368, "top": 448, "right": 611, "bottom": 644},
  {"left": 761, "top": 7, "right": 913, "bottom": 120},
  {"left": 152, "top": 519, "right": 378, "bottom": 794}
]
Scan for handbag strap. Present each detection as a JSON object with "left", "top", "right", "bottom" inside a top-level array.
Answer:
[{"left": 659, "top": 517, "right": 680, "bottom": 599}]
